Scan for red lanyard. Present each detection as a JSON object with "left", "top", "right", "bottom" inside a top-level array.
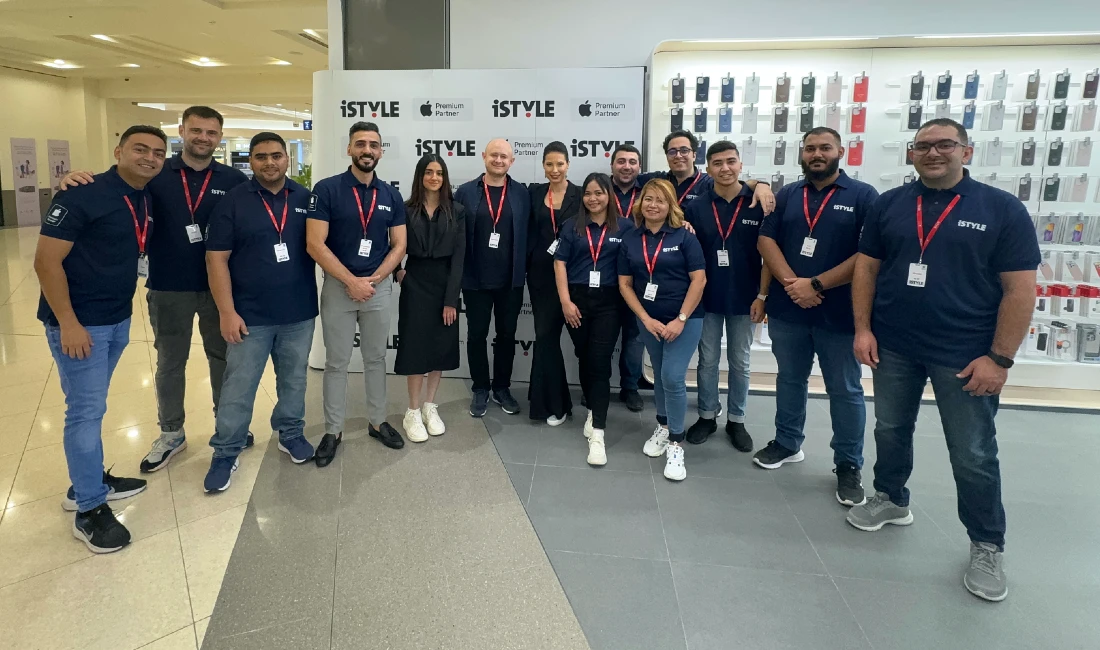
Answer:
[
  {"left": 548, "top": 188, "right": 559, "bottom": 232},
  {"left": 180, "top": 168, "right": 213, "bottom": 221},
  {"left": 916, "top": 194, "right": 961, "bottom": 262},
  {"left": 260, "top": 190, "right": 289, "bottom": 241},
  {"left": 677, "top": 172, "right": 702, "bottom": 205},
  {"left": 642, "top": 231, "right": 666, "bottom": 280},
  {"left": 352, "top": 186, "right": 378, "bottom": 238},
  {"left": 586, "top": 223, "right": 609, "bottom": 269},
  {"left": 620, "top": 188, "right": 637, "bottom": 218},
  {"left": 483, "top": 181, "right": 508, "bottom": 231},
  {"left": 712, "top": 197, "right": 745, "bottom": 246},
  {"left": 123, "top": 195, "right": 150, "bottom": 254},
  {"left": 803, "top": 186, "right": 838, "bottom": 235}
]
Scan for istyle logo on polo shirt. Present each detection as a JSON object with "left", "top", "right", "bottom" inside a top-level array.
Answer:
[
  {"left": 310, "top": 168, "right": 407, "bottom": 278},
  {"left": 684, "top": 184, "right": 766, "bottom": 316},
  {"left": 491, "top": 99, "right": 555, "bottom": 118},
  {"left": 340, "top": 100, "right": 400, "bottom": 118},
  {"left": 569, "top": 139, "right": 637, "bottom": 159}
]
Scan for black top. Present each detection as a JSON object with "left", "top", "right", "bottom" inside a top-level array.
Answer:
[
  {"left": 405, "top": 202, "right": 467, "bottom": 307},
  {"left": 471, "top": 185, "right": 513, "bottom": 290},
  {"left": 455, "top": 175, "right": 531, "bottom": 290},
  {"left": 527, "top": 182, "right": 581, "bottom": 290}
]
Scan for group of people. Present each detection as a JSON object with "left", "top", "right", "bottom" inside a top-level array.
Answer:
[{"left": 35, "top": 104, "right": 1037, "bottom": 603}]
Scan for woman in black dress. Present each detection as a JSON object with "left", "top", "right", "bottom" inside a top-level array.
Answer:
[
  {"left": 395, "top": 154, "right": 466, "bottom": 442},
  {"left": 526, "top": 141, "right": 580, "bottom": 426}
]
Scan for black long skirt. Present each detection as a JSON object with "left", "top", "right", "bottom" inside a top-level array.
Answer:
[
  {"left": 394, "top": 256, "right": 460, "bottom": 375},
  {"left": 527, "top": 280, "right": 573, "bottom": 421}
]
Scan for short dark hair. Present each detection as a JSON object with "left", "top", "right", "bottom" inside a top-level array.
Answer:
[
  {"left": 543, "top": 140, "right": 569, "bottom": 162},
  {"left": 120, "top": 125, "right": 168, "bottom": 147},
  {"left": 706, "top": 140, "right": 739, "bottom": 162},
  {"left": 917, "top": 118, "right": 968, "bottom": 145},
  {"left": 611, "top": 143, "right": 641, "bottom": 160},
  {"left": 802, "top": 127, "right": 842, "bottom": 145},
  {"left": 250, "top": 132, "right": 286, "bottom": 153},
  {"left": 182, "top": 105, "right": 225, "bottom": 127},
  {"left": 663, "top": 130, "right": 698, "bottom": 153},
  {"left": 349, "top": 121, "right": 380, "bottom": 140}
]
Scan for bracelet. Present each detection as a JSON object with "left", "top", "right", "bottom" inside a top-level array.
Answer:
[{"left": 756, "top": 293, "right": 768, "bottom": 301}]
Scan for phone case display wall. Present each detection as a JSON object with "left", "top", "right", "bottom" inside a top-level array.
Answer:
[{"left": 1030, "top": 215, "right": 1100, "bottom": 365}]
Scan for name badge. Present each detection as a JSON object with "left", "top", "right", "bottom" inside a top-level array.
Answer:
[
  {"left": 589, "top": 271, "right": 601, "bottom": 288},
  {"left": 185, "top": 224, "right": 203, "bottom": 244},
  {"left": 547, "top": 239, "right": 559, "bottom": 255},
  {"left": 274, "top": 243, "right": 290, "bottom": 263},
  {"left": 800, "top": 237, "right": 818, "bottom": 257},
  {"left": 488, "top": 232, "right": 501, "bottom": 249},
  {"left": 137, "top": 255, "right": 149, "bottom": 278},
  {"left": 907, "top": 262, "right": 928, "bottom": 287},
  {"left": 358, "top": 239, "right": 373, "bottom": 257},
  {"left": 717, "top": 250, "right": 730, "bottom": 267},
  {"left": 644, "top": 282, "right": 658, "bottom": 301}
]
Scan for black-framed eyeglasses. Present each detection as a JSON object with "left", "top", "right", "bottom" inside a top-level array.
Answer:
[
  {"left": 666, "top": 147, "right": 694, "bottom": 157},
  {"left": 911, "top": 139, "right": 966, "bottom": 155}
]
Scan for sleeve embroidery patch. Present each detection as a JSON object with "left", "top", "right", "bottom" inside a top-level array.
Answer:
[
  {"left": 45, "top": 205, "right": 68, "bottom": 226},
  {"left": 308, "top": 194, "right": 319, "bottom": 211}
]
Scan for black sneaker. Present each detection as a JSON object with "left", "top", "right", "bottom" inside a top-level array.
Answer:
[
  {"left": 726, "top": 421, "right": 754, "bottom": 453},
  {"left": 73, "top": 504, "right": 131, "bottom": 553},
  {"left": 315, "top": 433, "right": 342, "bottom": 468},
  {"left": 492, "top": 388, "right": 521, "bottom": 415},
  {"left": 752, "top": 440, "right": 805, "bottom": 470},
  {"left": 370, "top": 422, "right": 405, "bottom": 449},
  {"left": 470, "top": 389, "right": 490, "bottom": 417},
  {"left": 619, "top": 389, "right": 643, "bottom": 412},
  {"left": 61, "top": 469, "right": 147, "bottom": 512},
  {"left": 685, "top": 417, "right": 717, "bottom": 444},
  {"left": 834, "top": 462, "right": 866, "bottom": 507},
  {"left": 637, "top": 376, "right": 655, "bottom": 391}
]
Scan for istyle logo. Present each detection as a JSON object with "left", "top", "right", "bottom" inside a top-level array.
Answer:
[
  {"left": 569, "top": 139, "right": 636, "bottom": 159},
  {"left": 570, "top": 98, "right": 635, "bottom": 122},
  {"left": 340, "top": 100, "right": 400, "bottom": 119},
  {"left": 492, "top": 99, "right": 555, "bottom": 118},
  {"left": 415, "top": 139, "right": 478, "bottom": 157},
  {"left": 412, "top": 98, "right": 474, "bottom": 121}
]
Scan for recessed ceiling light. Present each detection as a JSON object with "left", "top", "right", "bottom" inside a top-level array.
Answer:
[
  {"left": 276, "top": 103, "right": 283, "bottom": 107},
  {"left": 43, "top": 59, "right": 80, "bottom": 69},
  {"left": 187, "top": 58, "right": 222, "bottom": 67},
  {"left": 54, "top": 59, "right": 65, "bottom": 64},
  {"left": 270, "top": 59, "right": 292, "bottom": 66},
  {"left": 121, "top": 63, "right": 140, "bottom": 68},
  {"left": 303, "top": 28, "right": 320, "bottom": 38},
  {"left": 91, "top": 34, "right": 116, "bottom": 42},
  {"left": 199, "top": 56, "right": 210, "bottom": 63}
]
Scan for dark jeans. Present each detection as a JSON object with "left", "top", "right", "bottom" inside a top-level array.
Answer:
[
  {"left": 566, "top": 285, "right": 622, "bottom": 429},
  {"left": 147, "top": 289, "right": 226, "bottom": 433},
  {"left": 871, "top": 346, "right": 1006, "bottom": 550},
  {"left": 464, "top": 286, "right": 524, "bottom": 391},
  {"left": 618, "top": 304, "right": 644, "bottom": 390}
]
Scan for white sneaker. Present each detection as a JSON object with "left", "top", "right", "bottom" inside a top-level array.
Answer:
[
  {"left": 643, "top": 424, "right": 669, "bottom": 457},
  {"left": 547, "top": 414, "right": 567, "bottom": 426},
  {"left": 587, "top": 429, "right": 607, "bottom": 466},
  {"left": 422, "top": 402, "right": 446, "bottom": 436},
  {"left": 583, "top": 411, "right": 594, "bottom": 438},
  {"left": 664, "top": 443, "right": 687, "bottom": 481},
  {"left": 403, "top": 409, "right": 429, "bottom": 443}
]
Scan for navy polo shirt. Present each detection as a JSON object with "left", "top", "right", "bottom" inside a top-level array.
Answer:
[
  {"left": 310, "top": 168, "right": 406, "bottom": 277},
  {"left": 205, "top": 178, "right": 319, "bottom": 327},
  {"left": 684, "top": 183, "right": 766, "bottom": 316},
  {"left": 639, "top": 169, "right": 714, "bottom": 205},
  {"left": 145, "top": 154, "right": 248, "bottom": 292},
  {"left": 617, "top": 223, "right": 706, "bottom": 324},
  {"left": 759, "top": 170, "right": 879, "bottom": 332},
  {"left": 555, "top": 217, "right": 635, "bottom": 286},
  {"left": 613, "top": 181, "right": 642, "bottom": 219},
  {"left": 859, "top": 172, "right": 1040, "bottom": 369},
  {"left": 37, "top": 167, "right": 151, "bottom": 327}
]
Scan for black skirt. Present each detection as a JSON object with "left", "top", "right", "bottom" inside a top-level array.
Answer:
[{"left": 394, "top": 256, "right": 460, "bottom": 375}]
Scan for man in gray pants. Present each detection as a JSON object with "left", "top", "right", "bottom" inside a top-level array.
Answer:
[{"left": 307, "top": 122, "right": 408, "bottom": 466}]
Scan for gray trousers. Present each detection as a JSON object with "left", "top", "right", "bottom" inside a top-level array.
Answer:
[
  {"left": 147, "top": 289, "right": 227, "bottom": 433},
  {"left": 320, "top": 275, "right": 392, "bottom": 433}
]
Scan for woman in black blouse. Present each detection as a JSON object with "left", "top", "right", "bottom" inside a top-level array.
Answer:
[
  {"left": 526, "top": 141, "right": 580, "bottom": 426},
  {"left": 395, "top": 154, "right": 466, "bottom": 442}
]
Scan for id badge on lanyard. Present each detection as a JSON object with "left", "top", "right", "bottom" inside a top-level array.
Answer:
[
  {"left": 644, "top": 283, "right": 659, "bottom": 301},
  {"left": 137, "top": 255, "right": 149, "bottom": 277},
  {"left": 185, "top": 223, "right": 203, "bottom": 243},
  {"left": 358, "top": 239, "right": 373, "bottom": 257},
  {"left": 717, "top": 249, "right": 730, "bottom": 266},
  {"left": 274, "top": 243, "right": 290, "bottom": 262},
  {"left": 800, "top": 237, "right": 818, "bottom": 257}
]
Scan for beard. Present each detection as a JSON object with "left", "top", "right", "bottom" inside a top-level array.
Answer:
[
  {"left": 801, "top": 157, "right": 840, "bottom": 181},
  {"left": 353, "top": 155, "right": 377, "bottom": 173},
  {"left": 185, "top": 142, "right": 214, "bottom": 160}
]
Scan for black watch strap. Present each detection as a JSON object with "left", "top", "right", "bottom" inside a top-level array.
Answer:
[
  {"left": 810, "top": 277, "right": 824, "bottom": 292},
  {"left": 987, "top": 351, "right": 1014, "bottom": 369}
]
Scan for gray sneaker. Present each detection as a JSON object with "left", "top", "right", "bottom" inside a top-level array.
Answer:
[
  {"left": 846, "top": 491, "right": 914, "bottom": 531},
  {"left": 964, "top": 542, "right": 1007, "bottom": 602}
]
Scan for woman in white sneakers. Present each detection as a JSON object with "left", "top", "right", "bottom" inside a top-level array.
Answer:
[{"left": 395, "top": 154, "right": 466, "bottom": 441}]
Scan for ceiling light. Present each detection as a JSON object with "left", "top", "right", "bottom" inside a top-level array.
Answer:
[
  {"left": 914, "top": 32, "right": 1100, "bottom": 39},
  {"left": 199, "top": 56, "right": 210, "bottom": 62},
  {"left": 683, "top": 37, "right": 879, "bottom": 44},
  {"left": 91, "top": 34, "right": 116, "bottom": 42},
  {"left": 303, "top": 28, "right": 320, "bottom": 38},
  {"left": 276, "top": 103, "right": 283, "bottom": 107},
  {"left": 54, "top": 59, "right": 64, "bottom": 64},
  {"left": 187, "top": 58, "right": 223, "bottom": 67},
  {"left": 121, "top": 63, "right": 140, "bottom": 68},
  {"left": 43, "top": 59, "right": 80, "bottom": 69},
  {"left": 270, "top": 59, "right": 292, "bottom": 66}
]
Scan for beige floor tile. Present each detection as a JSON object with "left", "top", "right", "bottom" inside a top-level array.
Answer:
[
  {"left": 194, "top": 617, "right": 209, "bottom": 646},
  {"left": 138, "top": 626, "right": 197, "bottom": 650},
  {"left": 0, "top": 411, "right": 34, "bottom": 454},
  {"left": 0, "top": 299, "right": 44, "bottom": 335},
  {"left": 101, "top": 387, "right": 161, "bottom": 432},
  {"left": 168, "top": 437, "right": 269, "bottom": 527},
  {"left": 7, "top": 443, "right": 68, "bottom": 508},
  {"left": 0, "top": 378, "right": 45, "bottom": 418},
  {"left": 179, "top": 504, "right": 247, "bottom": 621},
  {"left": 0, "top": 333, "right": 53, "bottom": 364},
  {"left": 0, "top": 356, "right": 52, "bottom": 389},
  {"left": 26, "top": 404, "right": 66, "bottom": 450},
  {"left": 0, "top": 452, "right": 21, "bottom": 513},
  {"left": 0, "top": 529, "right": 192, "bottom": 650}
]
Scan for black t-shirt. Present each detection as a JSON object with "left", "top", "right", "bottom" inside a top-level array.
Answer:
[{"left": 473, "top": 184, "right": 514, "bottom": 290}]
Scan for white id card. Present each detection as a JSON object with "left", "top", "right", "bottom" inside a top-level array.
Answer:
[
  {"left": 589, "top": 271, "right": 601, "bottom": 287},
  {"left": 488, "top": 232, "right": 501, "bottom": 249},
  {"left": 274, "top": 243, "right": 290, "bottom": 262},
  {"left": 717, "top": 250, "right": 730, "bottom": 267},
  {"left": 185, "top": 223, "right": 203, "bottom": 243},
  {"left": 643, "top": 283, "right": 658, "bottom": 301},
  {"left": 137, "top": 255, "right": 149, "bottom": 278},
  {"left": 358, "top": 238, "right": 372, "bottom": 257},
  {"left": 547, "top": 239, "right": 559, "bottom": 255},
  {"left": 907, "top": 263, "right": 927, "bottom": 287},
  {"left": 800, "top": 237, "right": 818, "bottom": 257}
]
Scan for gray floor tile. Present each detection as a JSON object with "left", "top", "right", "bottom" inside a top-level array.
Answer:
[
  {"left": 484, "top": 417, "right": 542, "bottom": 465},
  {"left": 505, "top": 462, "right": 535, "bottom": 505},
  {"left": 1008, "top": 584, "right": 1100, "bottom": 649},
  {"left": 202, "top": 617, "right": 333, "bottom": 650},
  {"left": 537, "top": 414, "right": 655, "bottom": 473},
  {"left": 547, "top": 551, "right": 686, "bottom": 650},
  {"left": 996, "top": 500, "right": 1100, "bottom": 589},
  {"left": 673, "top": 562, "right": 869, "bottom": 650},
  {"left": 660, "top": 435, "right": 774, "bottom": 482}
]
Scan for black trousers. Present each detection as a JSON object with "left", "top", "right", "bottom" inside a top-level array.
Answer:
[
  {"left": 566, "top": 285, "right": 622, "bottom": 429},
  {"left": 464, "top": 286, "right": 524, "bottom": 391},
  {"left": 527, "top": 281, "right": 572, "bottom": 420}
]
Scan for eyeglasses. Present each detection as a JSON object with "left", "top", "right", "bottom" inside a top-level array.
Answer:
[
  {"left": 911, "top": 139, "right": 966, "bottom": 155},
  {"left": 666, "top": 147, "right": 694, "bottom": 157}
]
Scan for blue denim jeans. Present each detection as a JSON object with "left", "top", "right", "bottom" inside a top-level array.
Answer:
[
  {"left": 209, "top": 319, "right": 315, "bottom": 459},
  {"left": 768, "top": 317, "right": 866, "bottom": 467},
  {"left": 696, "top": 313, "right": 755, "bottom": 422},
  {"left": 618, "top": 308, "right": 644, "bottom": 391},
  {"left": 45, "top": 320, "right": 130, "bottom": 513},
  {"left": 870, "top": 346, "right": 1006, "bottom": 550},
  {"left": 637, "top": 317, "right": 704, "bottom": 442}
]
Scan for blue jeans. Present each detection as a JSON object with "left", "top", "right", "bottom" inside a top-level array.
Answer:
[
  {"left": 871, "top": 346, "right": 1006, "bottom": 550},
  {"left": 618, "top": 308, "right": 644, "bottom": 390},
  {"left": 768, "top": 317, "right": 866, "bottom": 467},
  {"left": 637, "top": 317, "right": 704, "bottom": 442},
  {"left": 210, "top": 319, "right": 315, "bottom": 459},
  {"left": 45, "top": 320, "right": 130, "bottom": 513},
  {"left": 696, "top": 313, "right": 754, "bottom": 422}
]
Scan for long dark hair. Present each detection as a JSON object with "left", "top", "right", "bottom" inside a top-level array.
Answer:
[
  {"left": 405, "top": 154, "right": 454, "bottom": 221},
  {"left": 575, "top": 172, "right": 620, "bottom": 236}
]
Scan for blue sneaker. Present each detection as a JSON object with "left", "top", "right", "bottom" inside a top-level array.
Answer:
[
  {"left": 470, "top": 389, "right": 490, "bottom": 418},
  {"left": 204, "top": 456, "right": 239, "bottom": 493},
  {"left": 278, "top": 437, "right": 315, "bottom": 464}
]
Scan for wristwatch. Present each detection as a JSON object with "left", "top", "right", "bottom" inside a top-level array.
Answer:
[
  {"left": 810, "top": 277, "right": 824, "bottom": 292},
  {"left": 678, "top": 313, "right": 688, "bottom": 322},
  {"left": 987, "top": 351, "right": 1014, "bottom": 369}
]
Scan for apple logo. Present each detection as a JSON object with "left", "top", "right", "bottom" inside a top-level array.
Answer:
[
  {"left": 578, "top": 101, "right": 592, "bottom": 117},
  {"left": 420, "top": 102, "right": 432, "bottom": 117}
]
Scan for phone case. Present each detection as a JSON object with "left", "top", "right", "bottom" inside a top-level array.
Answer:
[
  {"left": 1076, "top": 103, "right": 1097, "bottom": 131},
  {"left": 1018, "top": 174, "right": 1032, "bottom": 201},
  {"left": 721, "top": 76, "right": 734, "bottom": 103},
  {"left": 907, "top": 103, "right": 923, "bottom": 130},
  {"left": 800, "top": 74, "right": 816, "bottom": 103},
  {"left": 771, "top": 173, "right": 786, "bottom": 191},
  {"left": 798, "top": 140, "right": 805, "bottom": 161},
  {"left": 695, "top": 141, "right": 706, "bottom": 166},
  {"left": 824, "top": 104, "right": 841, "bottom": 131},
  {"left": 935, "top": 101, "right": 951, "bottom": 120},
  {"left": 694, "top": 107, "right": 708, "bottom": 133},
  {"left": 1020, "top": 103, "right": 1038, "bottom": 131},
  {"left": 743, "top": 75, "right": 760, "bottom": 104},
  {"left": 1044, "top": 176, "right": 1061, "bottom": 202},
  {"left": 984, "top": 102, "right": 1005, "bottom": 131},
  {"left": 1068, "top": 176, "right": 1090, "bottom": 202},
  {"left": 964, "top": 71, "right": 980, "bottom": 99},
  {"left": 905, "top": 141, "right": 915, "bottom": 166},
  {"left": 936, "top": 71, "right": 952, "bottom": 100},
  {"left": 962, "top": 102, "right": 976, "bottom": 129},
  {"left": 695, "top": 76, "right": 710, "bottom": 102},
  {"left": 718, "top": 107, "right": 732, "bottom": 133},
  {"left": 799, "top": 105, "right": 814, "bottom": 132},
  {"left": 910, "top": 72, "right": 925, "bottom": 101},
  {"left": 773, "top": 140, "right": 786, "bottom": 166},
  {"left": 903, "top": 172, "right": 917, "bottom": 185},
  {"left": 850, "top": 105, "right": 867, "bottom": 133},
  {"left": 1074, "top": 139, "right": 1093, "bottom": 166},
  {"left": 773, "top": 106, "right": 789, "bottom": 133},
  {"left": 847, "top": 138, "right": 864, "bottom": 166},
  {"left": 1048, "top": 139, "right": 1064, "bottom": 166},
  {"left": 1026, "top": 71, "right": 1041, "bottom": 100},
  {"left": 742, "top": 105, "right": 759, "bottom": 134},
  {"left": 1020, "top": 139, "right": 1036, "bottom": 166},
  {"left": 826, "top": 74, "right": 842, "bottom": 103},
  {"left": 985, "top": 138, "right": 1003, "bottom": 165},
  {"left": 775, "top": 75, "right": 790, "bottom": 103},
  {"left": 1085, "top": 70, "right": 1099, "bottom": 99},
  {"left": 853, "top": 73, "right": 869, "bottom": 103},
  {"left": 671, "top": 77, "right": 685, "bottom": 104},
  {"left": 990, "top": 71, "right": 1008, "bottom": 101},
  {"left": 670, "top": 107, "right": 683, "bottom": 131},
  {"left": 1051, "top": 103, "right": 1068, "bottom": 131},
  {"left": 741, "top": 138, "right": 757, "bottom": 166},
  {"left": 1054, "top": 71, "right": 1071, "bottom": 100},
  {"left": 1039, "top": 215, "right": 1059, "bottom": 242}
]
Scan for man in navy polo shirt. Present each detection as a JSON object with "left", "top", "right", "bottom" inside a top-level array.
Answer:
[
  {"left": 308, "top": 121, "right": 408, "bottom": 464},
  {"left": 683, "top": 141, "right": 768, "bottom": 452},
  {"left": 455, "top": 138, "right": 531, "bottom": 418},
  {"left": 849, "top": 118, "right": 1039, "bottom": 602},
  {"left": 35, "top": 125, "right": 166, "bottom": 553},
  {"left": 609, "top": 143, "right": 648, "bottom": 412},
  {"left": 756, "top": 127, "right": 879, "bottom": 508},
  {"left": 203, "top": 132, "right": 319, "bottom": 493}
]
